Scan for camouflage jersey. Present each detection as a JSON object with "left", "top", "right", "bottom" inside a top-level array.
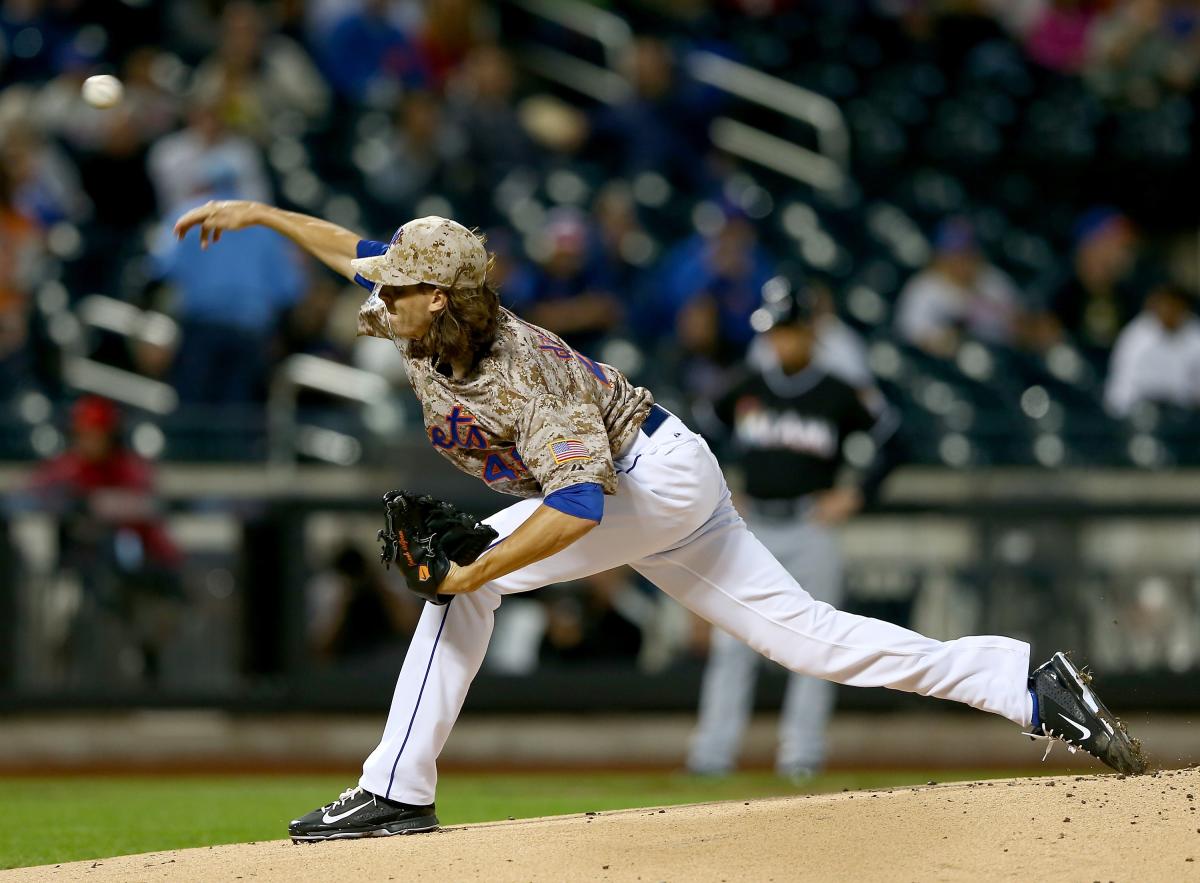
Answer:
[{"left": 365, "top": 305, "right": 654, "bottom": 498}]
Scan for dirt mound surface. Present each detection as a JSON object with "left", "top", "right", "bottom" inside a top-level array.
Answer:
[{"left": 8, "top": 768, "right": 1199, "bottom": 882}]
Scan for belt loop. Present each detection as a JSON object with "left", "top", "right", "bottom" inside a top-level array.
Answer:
[{"left": 641, "top": 403, "right": 669, "bottom": 438}]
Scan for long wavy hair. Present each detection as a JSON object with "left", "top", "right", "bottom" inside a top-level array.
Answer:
[{"left": 407, "top": 278, "right": 502, "bottom": 366}]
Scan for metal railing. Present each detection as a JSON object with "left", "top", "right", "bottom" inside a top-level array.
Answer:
[
  {"left": 505, "top": 0, "right": 852, "bottom": 191},
  {"left": 35, "top": 289, "right": 401, "bottom": 465},
  {"left": 508, "top": 0, "right": 633, "bottom": 104},
  {"left": 510, "top": 0, "right": 633, "bottom": 69},
  {"left": 685, "top": 51, "right": 851, "bottom": 168},
  {"left": 518, "top": 46, "right": 631, "bottom": 104},
  {"left": 707, "top": 117, "right": 847, "bottom": 193},
  {"left": 266, "top": 354, "right": 393, "bottom": 468},
  {"left": 64, "top": 295, "right": 180, "bottom": 415},
  {"left": 685, "top": 51, "right": 850, "bottom": 192}
]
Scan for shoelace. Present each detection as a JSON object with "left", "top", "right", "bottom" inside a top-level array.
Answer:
[
  {"left": 1021, "top": 723, "right": 1081, "bottom": 763},
  {"left": 326, "top": 786, "right": 365, "bottom": 810}
]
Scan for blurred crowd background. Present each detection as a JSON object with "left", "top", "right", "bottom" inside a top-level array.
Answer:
[{"left": 0, "top": 0, "right": 1198, "bottom": 717}]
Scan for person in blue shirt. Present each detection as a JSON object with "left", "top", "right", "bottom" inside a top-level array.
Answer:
[
  {"left": 504, "top": 208, "right": 623, "bottom": 356},
  {"left": 587, "top": 37, "right": 715, "bottom": 188},
  {"left": 655, "top": 204, "right": 775, "bottom": 394},
  {"left": 155, "top": 186, "right": 305, "bottom": 404},
  {"left": 317, "top": 0, "right": 427, "bottom": 103}
]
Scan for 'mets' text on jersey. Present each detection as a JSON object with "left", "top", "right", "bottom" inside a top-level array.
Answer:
[
  {"left": 401, "top": 309, "right": 653, "bottom": 498},
  {"left": 715, "top": 367, "right": 879, "bottom": 500}
]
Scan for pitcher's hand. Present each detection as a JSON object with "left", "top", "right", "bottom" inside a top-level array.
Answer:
[{"left": 173, "top": 200, "right": 264, "bottom": 249}]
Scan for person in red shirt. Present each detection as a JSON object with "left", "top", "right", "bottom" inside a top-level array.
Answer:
[
  {"left": 0, "top": 161, "right": 42, "bottom": 399},
  {"left": 30, "top": 397, "right": 182, "bottom": 683}
]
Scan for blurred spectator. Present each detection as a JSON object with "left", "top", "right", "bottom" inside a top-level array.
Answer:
[
  {"left": 317, "top": 0, "right": 426, "bottom": 105},
  {"left": 810, "top": 282, "right": 874, "bottom": 389},
  {"left": 446, "top": 44, "right": 533, "bottom": 184},
  {"left": 37, "top": 47, "right": 177, "bottom": 291},
  {"left": 358, "top": 89, "right": 467, "bottom": 220},
  {"left": 147, "top": 91, "right": 271, "bottom": 213},
  {"left": 162, "top": 0, "right": 227, "bottom": 63},
  {"left": 485, "top": 226, "right": 538, "bottom": 308},
  {"left": 658, "top": 205, "right": 775, "bottom": 386},
  {"left": 0, "top": 160, "right": 42, "bottom": 399},
  {"left": 28, "top": 396, "right": 183, "bottom": 684},
  {"left": 894, "top": 217, "right": 1022, "bottom": 357},
  {"left": 0, "top": 121, "right": 88, "bottom": 227},
  {"left": 506, "top": 207, "right": 623, "bottom": 355},
  {"left": 0, "top": 0, "right": 76, "bottom": 85},
  {"left": 591, "top": 181, "right": 657, "bottom": 293},
  {"left": 1024, "top": 0, "right": 1102, "bottom": 74},
  {"left": 39, "top": 45, "right": 177, "bottom": 160},
  {"left": 1087, "top": 0, "right": 1200, "bottom": 104},
  {"left": 306, "top": 544, "right": 419, "bottom": 665},
  {"left": 192, "top": 0, "right": 330, "bottom": 140},
  {"left": 1104, "top": 281, "right": 1200, "bottom": 417},
  {"left": 1043, "top": 208, "right": 1140, "bottom": 355},
  {"left": 587, "top": 36, "right": 714, "bottom": 187},
  {"left": 154, "top": 197, "right": 305, "bottom": 404},
  {"left": 416, "top": 0, "right": 490, "bottom": 89},
  {"left": 148, "top": 93, "right": 293, "bottom": 405}
]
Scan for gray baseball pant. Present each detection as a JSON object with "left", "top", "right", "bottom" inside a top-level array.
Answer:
[{"left": 688, "top": 512, "right": 843, "bottom": 775}]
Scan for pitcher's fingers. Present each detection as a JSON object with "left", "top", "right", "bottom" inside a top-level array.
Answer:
[{"left": 174, "top": 206, "right": 208, "bottom": 239}]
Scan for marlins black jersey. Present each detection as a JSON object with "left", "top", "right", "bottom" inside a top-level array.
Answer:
[{"left": 712, "top": 364, "right": 896, "bottom": 501}]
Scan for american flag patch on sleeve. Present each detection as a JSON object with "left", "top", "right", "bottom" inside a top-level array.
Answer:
[{"left": 548, "top": 439, "right": 591, "bottom": 463}]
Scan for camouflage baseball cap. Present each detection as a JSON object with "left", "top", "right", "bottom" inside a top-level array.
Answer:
[{"left": 351, "top": 216, "right": 488, "bottom": 289}]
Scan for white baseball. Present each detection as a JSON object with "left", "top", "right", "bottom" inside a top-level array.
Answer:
[{"left": 82, "top": 74, "right": 124, "bottom": 109}]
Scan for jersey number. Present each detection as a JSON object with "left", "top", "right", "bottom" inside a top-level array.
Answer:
[{"left": 483, "top": 450, "right": 527, "bottom": 484}]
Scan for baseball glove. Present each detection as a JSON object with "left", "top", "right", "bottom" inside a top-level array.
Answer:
[{"left": 377, "top": 490, "right": 499, "bottom": 604}]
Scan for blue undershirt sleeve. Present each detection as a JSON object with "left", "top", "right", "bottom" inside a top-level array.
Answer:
[
  {"left": 353, "top": 239, "right": 389, "bottom": 291},
  {"left": 543, "top": 482, "right": 605, "bottom": 522}
]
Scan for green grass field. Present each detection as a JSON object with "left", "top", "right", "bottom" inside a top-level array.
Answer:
[{"left": 0, "top": 768, "right": 1045, "bottom": 870}]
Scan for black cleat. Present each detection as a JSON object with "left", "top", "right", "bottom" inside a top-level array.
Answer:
[
  {"left": 1026, "top": 652, "right": 1147, "bottom": 775},
  {"left": 289, "top": 786, "right": 439, "bottom": 842}
]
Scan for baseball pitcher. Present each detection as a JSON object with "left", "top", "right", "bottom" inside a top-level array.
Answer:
[{"left": 173, "top": 201, "right": 1146, "bottom": 842}]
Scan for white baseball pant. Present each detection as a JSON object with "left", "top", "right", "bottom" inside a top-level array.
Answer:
[
  {"left": 360, "top": 413, "right": 1032, "bottom": 804},
  {"left": 688, "top": 514, "right": 843, "bottom": 775}
]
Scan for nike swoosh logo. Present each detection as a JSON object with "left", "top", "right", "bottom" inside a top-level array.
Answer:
[
  {"left": 1058, "top": 713, "right": 1091, "bottom": 741},
  {"left": 323, "top": 801, "right": 371, "bottom": 824}
]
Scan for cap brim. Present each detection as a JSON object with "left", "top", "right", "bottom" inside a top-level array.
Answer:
[{"left": 350, "top": 253, "right": 423, "bottom": 287}]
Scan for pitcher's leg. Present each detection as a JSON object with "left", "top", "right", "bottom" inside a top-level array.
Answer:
[
  {"left": 360, "top": 458, "right": 717, "bottom": 806},
  {"left": 687, "top": 627, "right": 760, "bottom": 775},
  {"left": 635, "top": 506, "right": 1032, "bottom": 726},
  {"left": 358, "top": 498, "right": 546, "bottom": 805},
  {"left": 360, "top": 587, "right": 500, "bottom": 804}
]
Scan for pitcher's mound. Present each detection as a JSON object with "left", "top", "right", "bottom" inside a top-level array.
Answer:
[{"left": 9, "top": 768, "right": 1199, "bottom": 882}]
